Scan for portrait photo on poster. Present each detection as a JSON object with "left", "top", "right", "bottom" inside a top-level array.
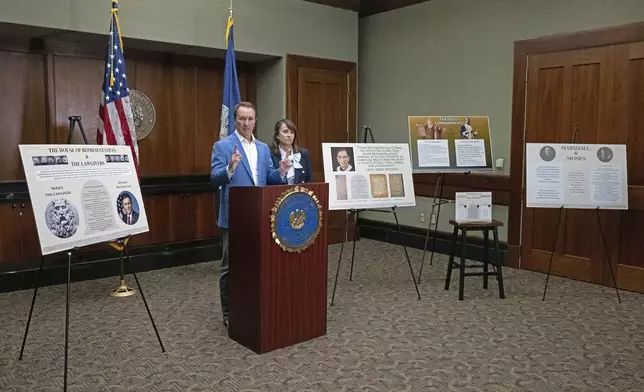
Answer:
[
  {"left": 117, "top": 191, "right": 140, "bottom": 225},
  {"left": 44, "top": 198, "right": 80, "bottom": 239},
  {"left": 105, "top": 154, "right": 129, "bottom": 163},
  {"left": 539, "top": 145, "right": 556, "bottom": 161},
  {"left": 597, "top": 146, "right": 613, "bottom": 163},
  {"left": 32, "top": 155, "right": 69, "bottom": 166},
  {"left": 330, "top": 146, "right": 355, "bottom": 172}
]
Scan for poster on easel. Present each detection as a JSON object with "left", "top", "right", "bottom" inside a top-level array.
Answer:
[
  {"left": 19, "top": 144, "right": 149, "bottom": 255},
  {"left": 322, "top": 143, "right": 416, "bottom": 210},
  {"left": 525, "top": 143, "right": 628, "bottom": 209},
  {"left": 407, "top": 115, "right": 494, "bottom": 172}
]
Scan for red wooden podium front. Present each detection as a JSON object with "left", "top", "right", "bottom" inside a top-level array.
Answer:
[{"left": 228, "top": 183, "right": 329, "bottom": 354}]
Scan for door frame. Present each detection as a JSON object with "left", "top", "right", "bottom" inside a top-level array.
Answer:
[
  {"left": 509, "top": 21, "right": 644, "bottom": 268},
  {"left": 285, "top": 54, "right": 358, "bottom": 243}
]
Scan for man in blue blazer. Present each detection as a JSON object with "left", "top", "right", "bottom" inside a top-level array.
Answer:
[{"left": 210, "top": 101, "right": 290, "bottom": 328}]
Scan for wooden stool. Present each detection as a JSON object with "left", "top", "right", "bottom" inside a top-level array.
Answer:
[{"left": 444, "top": 219, "right": 505, "bottom": 300}]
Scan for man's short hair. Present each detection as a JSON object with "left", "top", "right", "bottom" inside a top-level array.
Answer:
[{"left": 233, "top": 101, "right": 256, "bottom": 119}]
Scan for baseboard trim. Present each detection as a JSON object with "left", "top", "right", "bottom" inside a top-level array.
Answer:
[
  {"left": 357, "top": 218, "right": 507, "bottom": 266},
  {"left": 0, "top": 238, "right": 222, "bottom": 293},
  {"left": 1, "top": 218, "right": 508, "bottom": 293}
]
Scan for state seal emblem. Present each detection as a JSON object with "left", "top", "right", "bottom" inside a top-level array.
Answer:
[
  {"left": 129, "top": 89, "right": 156, "bottom": 140},
  {"left": 270, "top": 186, "right": 323, "bottom": 253}
]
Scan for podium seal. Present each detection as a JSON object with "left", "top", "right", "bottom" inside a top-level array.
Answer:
[{"left": 270, "top": 186, "right": 323, "bottom": 253}]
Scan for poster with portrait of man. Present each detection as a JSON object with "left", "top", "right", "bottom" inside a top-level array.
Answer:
[
  {"left": 407, "top": 115, "right": 494, "bottom": 172},
  {"left": 526, "top": 143, "right": 628, "bottom": 209},
  {"left": 322, "top": 143, "right": 416, "bottom": 210},
  {"left": 19, "top": 144, "right": 149, "bottom": 256}
]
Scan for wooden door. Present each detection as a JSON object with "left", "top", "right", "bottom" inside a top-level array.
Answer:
[
  {"left": 18, "top": 203, "right": 42, "bottom": 261},
  {"left": 612, "top": 41, "right": 644, "bottom": 293},
  {"left": 286, "top": 55, "right": 357, "bottom": 244},
  {"left": 297, "top": 68, "right": 348, "bottom": 181},
  {"left": 0, "top": 50, "right": 47, "bottom": 181},
  {"left": 521, "top": 46, "right": 616, "bottom": 284},
  {"left": 0, "top": 204, "right": 23, "bottom": 264}
]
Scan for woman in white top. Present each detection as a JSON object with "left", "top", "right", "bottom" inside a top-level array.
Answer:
[{"left": 270, "top": 119, "right": 313, "bottom": 184}]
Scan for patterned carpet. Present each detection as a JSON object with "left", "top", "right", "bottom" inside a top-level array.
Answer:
[{"left": 1, "top": 239, "right": 643, "bottom": 392}]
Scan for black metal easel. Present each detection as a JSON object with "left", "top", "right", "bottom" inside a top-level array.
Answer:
[
  {"left": 417, "top": 172, "right": 447, "bottom": 282},
  {"left": 67, "top": 115, "right": 89, "bottom": 144},
  {"left": 358, "top": 125, "right": 375, "bottom": 144},
  {"left": 18, "top": 246, "right": 166, "bottom": 390},
  {"left": 330, "top": 126, "right": 422, "bottom": 306},
  {"left": 18, "top": 116, "right": 165, "bottom": 392},
  {"left": 416, "top": 170, "right": 471, "bottom": 283},
  {"left": 541, "top": 127, "right": 621, "bottom": 303}
]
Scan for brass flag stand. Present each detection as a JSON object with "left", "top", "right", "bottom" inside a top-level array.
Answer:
[{"left": 109, "top": 237, "right": 136, "bottom": 297}]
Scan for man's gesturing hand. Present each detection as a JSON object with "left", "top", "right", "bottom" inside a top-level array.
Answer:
[{"left": 229, "top": 145, "right": 241, "bottom": 172}]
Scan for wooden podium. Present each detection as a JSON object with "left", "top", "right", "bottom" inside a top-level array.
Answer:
[{"left": 228, "top": 182, "right": 329, "bottom": 354}]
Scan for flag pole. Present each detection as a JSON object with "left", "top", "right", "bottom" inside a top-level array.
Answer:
[{"left": 105, "top": 0, "right": 135, "bottom": 298}]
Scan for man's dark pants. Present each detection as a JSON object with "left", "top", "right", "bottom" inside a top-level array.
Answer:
[{"left": 220, "top": 229, "right": 229, "bottom": 323}]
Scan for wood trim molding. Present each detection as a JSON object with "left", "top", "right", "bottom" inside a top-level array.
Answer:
[
  {"left": 357, "top": 218, "right": 508, "bottom": 266},
  {"left": 0, "top": 238, "right": 221, "bottom": 293},
  {"left": 413, "top": 173, "right": 511, "bottom": 205},
  {"left": 514, "top": 22, "right": 644, "bottom": 54},
  {"left": 286, "top": 54, "right": 356, "bottom": 73},
  {"left": 509, "top": 21, "right": 644, "bottom": 266}
]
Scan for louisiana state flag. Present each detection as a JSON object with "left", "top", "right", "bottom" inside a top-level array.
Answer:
[{"left": 219, "top": 14, "right": 241, "bottom": 139}]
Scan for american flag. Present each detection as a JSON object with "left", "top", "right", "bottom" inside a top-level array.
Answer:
[{"left": 96, "top": 0, "right": 139, "bottom": 172}]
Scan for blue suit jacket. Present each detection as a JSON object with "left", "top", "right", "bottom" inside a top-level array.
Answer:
[
  {"left": 270, "top": 147, "right": 313, "bottom": 184},
  {"left": 210, "top": 134, "right": 284, "bottom": 228}
]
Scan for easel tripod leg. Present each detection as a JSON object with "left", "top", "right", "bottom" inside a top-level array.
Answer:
[
  {"left": 418, "top": 173, "right": 445, "bottom": 284},
  {"left": 64, "top": 251, "right": 72, "bottom": 392},
  {"left": 331, "top": 211, "right": 349, "bottom": 306},
  {"left": 19, "top": 255, "right": 45, "bottom": 360},
  {"left": 543, "top": 206, "right": 565, "bottom": 301},
  {"left": 392, "top": 207, "right": 422, "bottom": 300},
  {"left": 594, "top": 208, "right": 621, "bottom": 303},
  {"left": 123, "top": 248, "right": 166, "bottom": 352},
  {"left": 429, "top": 197, "right": 444, "bottom": 267},
  {"left": 417, "top": 202, "right": 435, "bottom": 284},
  {"left": 349, "top": 210, "right": 360, "bottom": 281}
]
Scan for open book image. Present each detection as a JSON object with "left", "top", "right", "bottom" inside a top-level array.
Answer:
[{"left": 369, "top": 174, "right": 389, "bottom": 198}]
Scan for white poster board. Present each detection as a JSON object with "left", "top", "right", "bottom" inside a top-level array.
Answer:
[
  {"left": 322, "top": 143, "right": 416, "bottom": 210},
  {"left": 526, "top": 143, "right": 628, "bottom": 209},
  {"left": 19, "top": 144, "right": 149, "bottom": 255},
  {"left": 455, "top": 192, "right": 492, "bottom": 223}
]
